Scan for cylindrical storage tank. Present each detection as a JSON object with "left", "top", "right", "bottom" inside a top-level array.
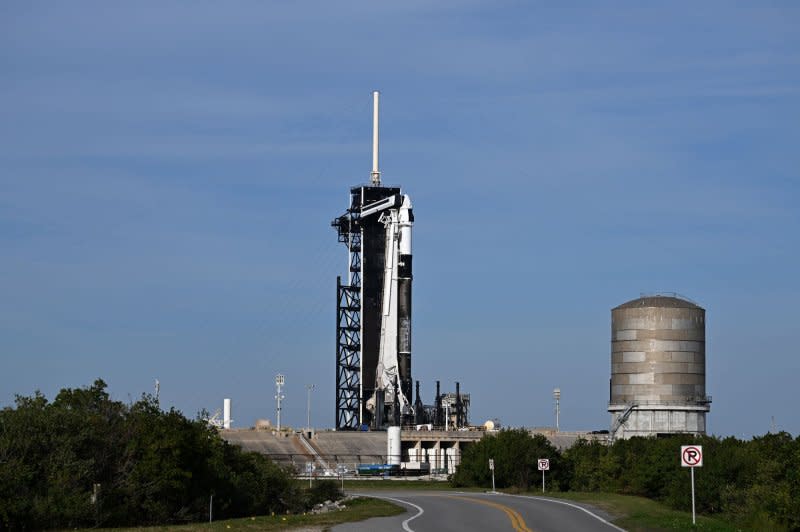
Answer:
[
  {"left": 609, "top": 295, "right": 711, "bottom": 439},
  {"left": 223, "top": 398, "right": 231, "bottom": 430},
  {"left": 387, "top": 426, "right": 402, "bottom": 466}
]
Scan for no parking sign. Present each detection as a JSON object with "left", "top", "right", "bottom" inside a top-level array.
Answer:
[
  {"left": 680, "top": 445, "right": 703, "bottom": 524},
  {"left": 538, "top": 458, "right": 549, "bottom": 493},
  {"left": 681, "top": 445, "right": 703, "bottom": 467}
]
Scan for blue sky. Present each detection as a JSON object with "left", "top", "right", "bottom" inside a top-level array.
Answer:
[{"left": 1, "top": 2, "right": 798, "bottom": 438}]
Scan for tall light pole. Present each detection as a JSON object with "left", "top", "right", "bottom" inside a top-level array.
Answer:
[
  {"left": 553, "top": 388, "right": 561, "bottom": 432},
  {"left": 306, "top": 384, "right": 315, "bottom": 432},
  {"left": 275, "top": 374, "right": 285, "bottom": 431}
]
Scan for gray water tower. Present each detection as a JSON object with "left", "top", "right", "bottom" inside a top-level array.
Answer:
[{"left": 609, "top": 294, "right": 711, "bottom": 439}]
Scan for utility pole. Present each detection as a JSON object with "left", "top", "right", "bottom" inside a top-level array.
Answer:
[
  {"left": 306, "top": 384, "right": 315, "bottom": 432},
  {"left": 275, "top": 374, "right": 285, "bottom": 431},
  {"left": 553, "top": 388, "right": 561, "bottom": 432}
]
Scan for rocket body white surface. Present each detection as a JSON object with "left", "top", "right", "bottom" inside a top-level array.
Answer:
[
  {"left": 365, "top": 192, "right": 414, "bottom": 421},
  {"left": 399, "top": 195, "right": 412, "bottom": 255}
]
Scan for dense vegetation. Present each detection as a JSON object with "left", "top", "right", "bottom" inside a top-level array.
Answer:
[
  {"left": 5, "top": 380, "right": 798, "bottom": 530},
  {"left": 451, "top": 429, "right": 564, "bottom": 490},
  {"left": 0, "top": 380, "right": 340, "bottom": 529},
  {"left": 452, "top": 428, "right": 800, "bottom": 530}
]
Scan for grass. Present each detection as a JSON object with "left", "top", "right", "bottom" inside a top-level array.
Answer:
[
  {"left": 534, "top": 491, "right": 743, "bottom": 531},
  {"left": 98, "top": 497, "right": 404, "bottom": 531}
]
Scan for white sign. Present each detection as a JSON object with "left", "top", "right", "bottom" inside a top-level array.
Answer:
[
  {"left": 681, "top": 445, "right": 704, "bottom": 525},
  {"left": 489, "top": 459, "right": 495, "bottom": 470},
  {"left": 681, "top": 445, "right": 703, "bottom": 467},
  {"left": 537, "top": 459, "right": 550, "bottom": 471}
]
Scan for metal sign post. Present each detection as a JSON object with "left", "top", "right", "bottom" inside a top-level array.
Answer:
[
  {"left": 691, "top": 467, "right": 695, "bottom": 525},
  {"left": 305, "top": 462, "right": 314, "bottom": 488},
  {"left": 538, "top": 459, "right": 550, "bottom": 493},
  {"left": 681, "top": 445, "right": 703, "bottom": 525},
  {"left": 337, "top": 464, "right": 346, "bottom": 491},
  {"left": 489, "top": 458, "right": 495, "bottom": 492}
]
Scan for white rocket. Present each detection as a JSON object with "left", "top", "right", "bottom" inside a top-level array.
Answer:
[
  {"left": 376, "top": 194, "right": 413, "bottom": 412},
  {"left": 360, "top": 191, "right": 414, "bottom": 417},
  {"left": 362, "top": 91, "right": 414, "bottom": 420}
]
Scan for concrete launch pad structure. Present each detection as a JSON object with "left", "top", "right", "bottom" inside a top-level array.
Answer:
[{"left": 221, "top": 426, "right": 607, "bottom": 478}]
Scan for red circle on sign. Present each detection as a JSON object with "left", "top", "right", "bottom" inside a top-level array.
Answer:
[{"left": 682, "top": 446, "right": 702, "bottom": 466}]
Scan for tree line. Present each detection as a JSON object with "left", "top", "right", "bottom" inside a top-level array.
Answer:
[
  {"left": 4, "top": 380, "right": 797, "bottom": 530},
  {"left": 451, "top": 428, "right": 800, "bottom": 530},
  {"left": 0, "top": 380, "right": 339, "bottom": 529}
]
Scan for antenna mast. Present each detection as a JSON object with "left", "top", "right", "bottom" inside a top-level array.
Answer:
[{"left": 371, "top": 90, "right": 381, "bottom": 185}]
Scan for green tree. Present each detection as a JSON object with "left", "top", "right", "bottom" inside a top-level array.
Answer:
[
  {"left": 0, "top": 380, "right": 304, "bottom": 529},
  {"left": 563, "top": 439, "right": 611, "bottom": 492},
  {"left": 451, "top": 429, "right": 561, "bottom": 490}
]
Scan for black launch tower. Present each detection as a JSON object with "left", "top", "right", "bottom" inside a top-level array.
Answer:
[
  {"left": 333, "top": 185, "right": 401, "bottom": 429},
  {"left": 332, "top": 91, "right": 414, "bottom": 430}
]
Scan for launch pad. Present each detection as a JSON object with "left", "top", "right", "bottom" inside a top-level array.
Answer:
[
  {"left": 332, "top": 184, "right": 410, "bottom": 429},
  {"left": 332, "top": 92, "right": 469, "bottom": 431}
]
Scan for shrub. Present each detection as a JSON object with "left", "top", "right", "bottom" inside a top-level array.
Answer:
[{"left": 0, "top": 380, "right": 298, "bottom": 529}]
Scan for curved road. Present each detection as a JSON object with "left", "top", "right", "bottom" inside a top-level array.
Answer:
[{"left": 333, "top": 490, "right": 624, "bottom": 532}]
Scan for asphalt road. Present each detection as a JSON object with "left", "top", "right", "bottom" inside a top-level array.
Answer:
[{"left": 333, "top": 490, "right": 625, "bottom": 532}]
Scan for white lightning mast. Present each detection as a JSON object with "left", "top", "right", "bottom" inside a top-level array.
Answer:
[{"left": 371, "top": 90, "right": 381, "bottom": 185}]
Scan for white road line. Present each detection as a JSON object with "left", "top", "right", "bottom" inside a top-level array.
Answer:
[
  {"left": 385, "top": 496, "right": 425, "bottom": 532},
  {"left": 351, "top": 494, "right": 424, "bottom": 532},
  {"left": 505, "top": 493, "right": 626, "bottom": 531}
]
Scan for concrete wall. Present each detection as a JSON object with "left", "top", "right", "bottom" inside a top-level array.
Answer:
[{"left": 610, "top": 407, "right": 707, "bottom": 439}]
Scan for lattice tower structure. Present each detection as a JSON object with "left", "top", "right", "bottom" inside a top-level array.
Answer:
[{"left": 333, "top": 185, "right": 401, "bottom": 429}]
